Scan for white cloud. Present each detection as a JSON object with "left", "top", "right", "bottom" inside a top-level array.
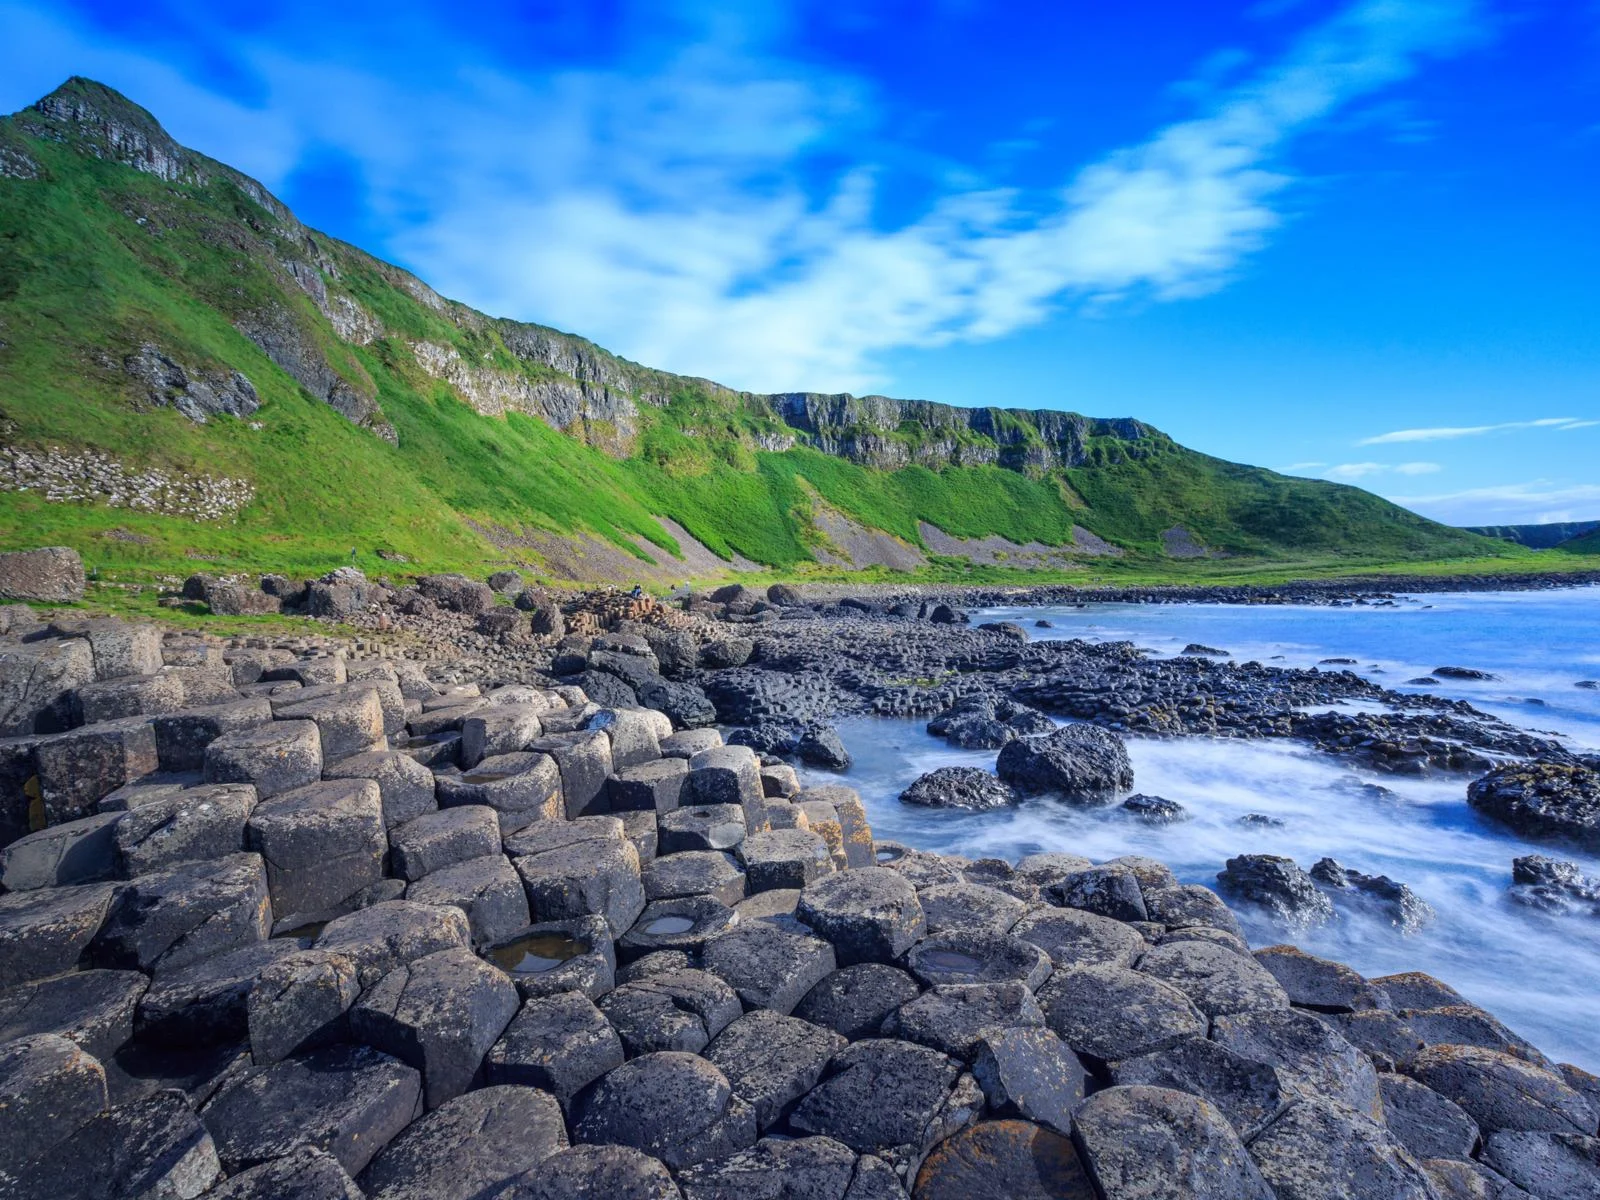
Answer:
[
  {"left": 1287, "top": 460, "right": 1441, "bottom": 480},
  {"left": 1358, "top": 417, "right": 1591, "bottom": 444},
  {"left": 1394, "top": 461, "right": 1442, "bottom": 475},
  {"left": 1390, "top": 482, "right": 1600, "bottom": 525},
  {"left": 1325, "top": 461, "right": 1387, "bottom": 479}
]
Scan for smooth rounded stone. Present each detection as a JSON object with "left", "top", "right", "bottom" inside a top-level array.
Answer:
[
  {"left": 905, "top": 930, "right": 1052, "bottom": 991},
  {"left": 705, "top": 1010, "right": 848, "bottom": 1132},
  {"left": 482, "top": 914, "right": 616, "bottom": 1001},
  {"left": 899, "top": 766, "right": 1019, "bottom": 811},
  {"left": 315, "top": 899, "right": 472, "bottom": 990},
  {"left": 1012, "top": 852, "right": 1096, "bottom": 890},
  {"left": 1135, "top": 939, "right": 1289, "bottom": 1018},
  {"left": 1248, "top": 1094, "right": 1438, "bottom": 1200},
  {"left": 507, "top": 1143, "right": 682, "bottom": 1199},
  {"left": 1120, "top": 793, "right": 1189, "bottom": 825},
  {"left": 135, "top": 938, "right": 304, "bottom": 1045},
  {"left": 1216, "top": 855, "right": 1335, "bottom": 928},
  {"left": 917, "top": 882, "right": 1028, "bottom": 938},
  {"left": 1048, "top": 866, "right": 1146, "bottom": 923},
  {"left": 1036, "top": 965, "right": 1207, "bottom": 1063},
  {"left": 406, "top": 854, "right": 528, "bottom": 948},
  {"left": 1421, "top": 1157, "right": 1538, "bottom": 1200},
  {"left": 970, "top": 1026, "right": 1087, "bottom": 1135},
  {"left": 388, "top": 807, "right": 499, "bottom": 882},
  {"left": 204, "top": 719, "right": 323, "bottom": 799},
  {"left": 642, "top": 850, "right": 747, "bottom": 906},
  {"left": 357, "top": 1084, "right": 567, "bottom": 1200},
  {"left": 1141, "top": 883, "right": 1244, "bottom": 938},
  {"left": 111, "top": 783, "right": 256, "bottom": 876},
  {"left": 1402, "top": 1004, "right": 1550, "bottom": 1066},
  {"left": 1371, "top": 970, "right": 1465, "bottom": 1011},
  {"left": 797, "top": 868, "right": 926, "bottom": 966},
  {"left": 1467, "top": 761, "right": 1600, "bottom": 850},
  {"left": 324, "top": 750, "right": 437, "bottom": 829},
  {"left": 1109, "top": 1035, "right": 1289, "bottom": 1140},
  {"left": 89, "top": 851, "right": 271, "bottom": 972},
  {"left": 676, "top": 1136, "right": 858, "bottom": 1200},
  {"left": 1381, "top": 1071, "right": 1481, "bottom": 1161},
  {"left": 660, "top": 804, "right": 748, "bottom": 853},
  {"left": 700, "top": 920, "right": 837, "bottom": 1013},
  {"left": 1212, "top": 1007, "right": 1382, "bottom": 1120},
  {"left": 1482, "top": 1130, "right": 1600, "bottom": 1198},
  {"left": 246, "top": 779, "right": 386, "bottom": 919},
  {"left": 1253, "top": 944, "right": 1376, "bottom": 1012},
  {"left": 788, "top": 1037, "right": 964, "bottom": 1161},
  {"left": 873, "top": 842, "right": 964, "bottom": 889},
  {"left": 509, "top": 816, "right": 646, "bottom": 937},
  {"left": 0, "top": 968, "right": 148, "bottom": 1061},
  {"left": 435, "top": 752, "right": 563, "bottom": 831},
  {"left": 1010, "top": 905, "right": 1146, "bottom": 971},
  {"left": 201, "top": 1145, "right": 363, "bottom": 1200},
  {"left": 794, "top": 963, "right": 922, "bottom": 1041},
  {"left": 0, "top": 1033, "right": 108, "bottom": 1167},
  {"left": 485, "top": 990, "right": 624, "bottom": 1110},
  {"left": 610, "top": 758, "right": 689, "bottom": 813},
  {"left": 618, "top": 896, "right": 739, "bottom": 962},
  {"left": 738, "top": 828, "right": 835, "bottom": 892},
  {"left": 1073, "top": 1084, "right": 1272, "bottom": 1199},
  {"left": 1407, "top": 1044, "right": 1595, "bottom": 1135},
  {"left": 598, "top": 967, "right": 742, "bottom": 1057},
  {"left": 0, "top": 879, "right": 117, "bottom": 984},
  {"left": 248, "top": 949, "right": 361, "bottom": 1065},
  {"left": 995, "top": 724, "right": 1133, "bottom": 805},
  {"left": 201, "top": 1043, "right": 423, "bottom": 1177},
  {"left": 885, "top": 981, "right": 1046, "bottom": 1061},
  {"left": 574, "top": 1050, "right": 756, "bottom": 1170},
  {"left": 913, "top": 1119, "right": 1095, "bottom": 1200}
]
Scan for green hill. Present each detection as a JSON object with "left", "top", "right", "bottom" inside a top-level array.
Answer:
[
  {"left": 0, "top": 78, "right": 1504, "bottom": 585},
  {"left": 1468, "top": 521, "right": 1600, "bottom": 550},
  {"left": 1556, "top": 527, "right": 1600, "bottom": 556}
]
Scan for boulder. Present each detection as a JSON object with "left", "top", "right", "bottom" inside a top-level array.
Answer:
[
  {"left": 482, "top": 914, "right": 617, "bottom": 1001},
  {"left": 794, "top": 963, "right": 923, "bottom": 1041},
  {"left": 700, "top": 919, "right": 838, "bottom": 1013},
  {"left": 1072, "top": 1085, "right": 1274, "bottom": 1200},
  {"left": 900, "top": 767, "right": 1019, "bottom": 811},
  {"left": 0, "top": 1033, "right": 108, "bottom": 1168},
  {"left": 660, "top": 803, "right": 748, "bottom": 853},
  {"left": 1049, "top": 865, "right": 1148, "bottom": 922},
  {"left": 994, "top": 725, "right": 1133, "bottom": 804},
  {"left": 0, "top": 812, "right": 120, "bottom": 890},
  {"left": 904, "top": 931, "right": 1052, "bottom": 990},
  {"left": 677, "top": 1136, "right": 860, "bottom": 1200},
  {"left": 1212, "top": 1007, "right": 1382, "bottom": 1120},
  {"left": 248, "top": 949, "right": 361, "bottom": 1065},
  {"left": 1248, "top": 1094, "right": 1438, "bottom": 1200},
  {"left": 509, "top": 816, "right": 645, "bottom": 936},
  {"left": 388, "top": 806, "right": 500, "bottom": 882},
  {"left": 885, "top": 981, "right": 1047, "bottom": 1061},
  {"left": 1381, "top": 1072, "right": 1481, "bottom": 1161},
  {"left": 111, "top": 782, "right": 255, "bottom": 876},
  {"left": 1481, "top": 1130, "right": 1600, "bottom": 1198},
  {"left": 737, "top": 828, "right": 835, "bottom": 892},
  {"left": 148, "top": 698, "right": 273, "bottom": 773},
  {"left": 0, "top": 635, "right": 94, "bottom": 736},
  {"left": 88, "top": 851, "right": 270, "bottom": 972},
  {"left": 246, "top": 778, "right": 386, "bottom": 919},
  {"left": 273, "top": 687, "right": 387, "bottom": 762},
  {"left": 573, "top": 1050, "right": 757, "bottom": 1170},
  {"left": 970, "top": 1026, "right": 1087, "bottom": 1135},
  {"left": 198, "top": 1146, "right": 363, "bottom": 1200},
  {"left": 1469, "top": 762, "right": 1600, "bottom": 850},
  {"left": 597, "top": 968, "right": 742, "bottom": 1056},
  {"left": 526, "top": 731, "right": 613, "bottom": 819},
  {"left": 323, "top": 750, "right": 437, "bottom": 829},
  {"left": 416, "top": 574, "right": 495, "bottom": 614},
  {"left": 204, "top": 719, "right": 323, "bottom": 798},
  {"left": 1010, "top": 906, "right": 1146, "bottom": 971},
  {"left": 704, "top": 1009, "right": 848, "bottom": 1132},
  {"left": 510, "top": 1143, "right": 680, "bottom": 1199},
  {"left": 135, "top": 938, "right": 304, "bottom": 1046},
  {"left": 1216, "top": 854, "right": 1335, "bottom": 928},
  {"left": 796, "top": 867, "right": 926, "bottom": 965},
  {"left": 314, "top": 899, "right": 472, "bottom": 990},
  {"left": 0, "top": 546, "right": 85, "bottom": 602},
  {"left": 0, "top": 880, "right": 116, "bottom": 984},
  {"left": 617, "top": 896, "right": 739, "bottom": 962},
  {"left": 0, "top": 968, "right": 148, "bottom": 1061},
  {"left": 642, "top": 849, "right": 747, "bottom": 906},
  {"left": 1135, "top": 940, "right": 1289, "bottom": 1018},
  {"left": 34, "top": 719, "right": 161, "bottom": 821},
  {"left": 1109, "top": 1035, "right": 1289, "bottom": 1140},
  {"left": 1252, "top": 944, "right": 1375, "bottom": 1012},
  {"left": 1036, "top": 965, "right": 1207, "bottom": 1063},
  {"left": 406, "top": 855, "right": 529, "bottom": 947},
  {"left": 484, "top": 990, "right": 625, "bottom": 1111},
  {"left": 913, "top": 1119, "right": 1095, "bottom": 1200},
  {"left": 917, "top": 882, "right": 1028, "bottom": 938}
]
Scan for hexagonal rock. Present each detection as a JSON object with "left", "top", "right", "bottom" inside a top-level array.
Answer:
[
  {"left": 324, "top": 750, "right": 437, "bottom": 829},
  {"left": 1072, "top": 1085, "right": 1274, "bottom": 1200},
  {"left": 1108, "top": 1035, "right": 1288, "bottom": 1140},
  {"left": 682, "top": 746, "right": 766, "bottom": 832},
  {"left": 737, "top": 828, "right": 835, "bottom": 892},
  {"left": 35, "top": 718, "right": 162, "bottom": 821},
  {"left": 0, "top": 968, "right": 147, "bottom": 1061},
  {"left": 315, "top": 899, "right": 473, "bottom": 990},
  {"left": 917, "top": 882, "right": 1027, "bottom": 939},
  {"left": 660, "top": 803, "right": 748, "bottom": 853},
  {"left": 800, "top": 785, "right": 876, "bottom": 869},
  {"left": 1136, "top": 940, "right": 1289, "bottom": 1018},
  {"left": 913, "top": 1119, "right": 1096, "bottom": 1200},
  {"left": 1212, "top": 1007, "right": 1382, "bottom": 1120},
  {"left": 512, "top": 1143, "right": 682, "bottom": 1200},
  {"left": 481, "top": 914, "right": 617, "bottom": 1001},
  {"left": 969, "top": 1026, "right": 1087, "bottom": 1136},
  {"left": 88, "top": 851, "right": 270, "bottom": 972},
  {"left": 135, "top": 937, "right": 305, "bottom": 1046},
  {"left": 1380, "top": 1072, "right": 1481, "bottom": 1162},
  {"left": 995, "top": 724, "right": 1133, "bottom": 805},
  {"left": 905, "top": 931, "right": 1053, "bottom": 991},
  {"left": 357, "top": 1084, "right": 567, "bottom": 1200},
  {"left": 1482, "top": 1130, "right": 1600, "bottom": 1197},
  {"left": 0, "top": 1032, "right": 108, "bottom": 1167},
  {"left": 794, "top": 963, "right": 923, "bottom": 1041},
  {"left": 111, "top": 782, "right": 256, "bottom": 877},
  {"left": 1417, "top": 1157, "right": 1533, "bottom": 1199},
  {"left": 406, "top": 854, "right": 529, "bottom": 947},
  {"left": 699, "top": 920, "right": 837, "bottom": 1013},
  {"left": 246, "top": 778, "right": 386, "bottom": 919},
  {"left": 1402, "top": 1005, "right": 1551, "bottom": 1066},
  {"left": 1036, "top": 965, "right": 1206, "bottom": 1064},
  {"left": 760, "top": 763, "right": 801, "bottom": 799},
  {"left": 704, "top": 1009, "right": 848, "bottom": 1132},
  {"left": 598, "top": 967, "right": 742, "bottom": 1057},
  {"left": 642, "top": 850, "right": 746, "bottom": 906},
  {"left": 1009, "top": 905, "right": 1145, "bottom": 971},
  {"left": 0, "top": 812, "right": 120, "bottom": 891},
  {"left": 1319, "top": 1008, "right": 1429, "bottom": 1072},
  {"left": 609, "top": 758, "right": 689, "bottom": 815},
  {"left": 274, "top": 687, "right": 387, "bottom": 762},
  {"left": 797, "top": 867, "right": 926, "bottom": 966},
  {"left": 885, "top": 982, "right": 1046, "bottom": 1061},
  {"left": 874, "top": 842, "right": 964, "bottom": 889},
  {"left": 199, "top": 1146, "right": 363, "bottom": 1200},
  {"left": 574, "top": 1050, "right": 757, "bottom": 1170},
  {"left": 788, "top": 1038, "right": 965, "bottom": 1166},
  {"left": 485, "top": 990, "right": 625, "bottom": 1111},
  {"left": 1253, "top": 944, "right": 1376, "bottom": 1012},
  {"left": 1048, "top": 866, "right": 1148, "bottom": 923},
  {"left": 78, "top": 672, "right": 187, "bottom": 723},
  {"left": 1370, "top": 970, "right": 1466, "bottom": 1010},
  {"left": 509, "top": 815, "right": 645, "bottom": 936},
  {"left": 246, "top": 948, "right": 361, "bottom": 1066},
  {"left": 147, "top": 698, "right": 272, "bottom": 775},
  {"left": 204, "top": 719, "right": 323, "bottom": 799},
  {"left": 734, "top": 887, "right": 803, "bottom": 929},
  {"left": 1407, "top": 1044, "right": 1595, "bottom": 1135},
  {"left": 661, "top": 728, "right": 723, "bottom": 759},
  {"left": 8, "top": 1085, "right": 221, "bottom": 1200},
  {"left": 526, "top": 731, "right": 613, "bottom": 819},
  {"left": 386, "top": 807, "right": 497, "bottom": 882},
  {"left": 676, "top": 1136, "right": 856, "bottom": 1200},
  {"left": 0, "top": 880, "right": 116, "bottom": 984},
  {"left": 458, "top": 704, "right": 544, "bottom": 768},
  {"left": 436, "top": 752, "right": 563, "bottom": 833},
  {"left": 1142, "top": 883, "right": 1245, "bottom": 939},
  {"left": 1248, "top": 1095, "right": 1438, "bottom": 1200},
  {"left": 586, "top": 708, "right": 662, "bottom": 772},
  {"left": 201, "top": 1043, "right": 423, "bottom": 1177}
]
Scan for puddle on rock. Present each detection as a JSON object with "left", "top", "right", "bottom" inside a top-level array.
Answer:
[
  {"left": 488, "top": 932, "right": 589, "bottom": 974},
  {"left": 919, "top": 949, "right": 984, "bottom": 973},
  {"left": 643, "top": 915, "right": 697, "bottom": 935}
]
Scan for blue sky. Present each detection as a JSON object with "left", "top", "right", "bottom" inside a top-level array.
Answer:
[{"left": 3, "top": 0, "right": 1596, "bottom": 526}]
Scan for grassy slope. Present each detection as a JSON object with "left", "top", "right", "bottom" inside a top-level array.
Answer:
[{"left": 0, "top": 81, "right": 1550, "bottom": 587}]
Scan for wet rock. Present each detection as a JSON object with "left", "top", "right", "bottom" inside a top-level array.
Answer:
[
  {"left": 1120, "top": 793, "right": 1190, "bottom": 824},
  {"left": 1253, "top": 944, "right": 1375, "bottom": 1011},
  {"left": 248, "top": 948, "right": 360, "bottom": 1065},
  {"left": 485, "top": 990, "right": 624, "bottom": 1111},
  {"left": 1248, "top": 1094, "right": 1438, "bottom": 1200},
  {"left": 1109, "top": 1035, "right": 1289, "bottom": 1139},
  {"left": 913, "top": 1119, "right": 1096, "bottom": 1200},
  {"left": 1468, "top": 762, "right": 1600, "bottom": 850},
  {"left": 904, "top": 930, "right": 1052, "bottom": 990},
  {"left": 994, "top": 724, "right": 1133, "bottom": 804},
  {"left": 0, "top": 968, "right": 147, "bottom": 1061},
  {"left": 1136, "top": 940, "right": 1289, "bottom": 1018},
  {"left": 1142, "top": 883, "right": 1245, "bottom": 938},
  {"left": 705, "top": 1009, "right": 848, "bottom": 1132},
  {"left": 1310, "top": 857, "right": 1435, "bottom": 932},
  {"left": 970, "top": 1026, "right": 1087, "bottom": 1135},
  {"left": 1009, "top": 905, "right": 1145, "bottom": 970},
  {"left": 406, "top": 854, "right": 529, "bottom": 947},
  {"left": 89, "top": 852, "right": 270, "bottom": 972},
  {"left": 1212, "top": 1007, "right": 1381, "bottom": 1119},
  {"left": 885, "top": 981, "right": 1047, "bottom": 1060},
  {"left": 617, "top": 896, "right": 738, "bottom": 962},
  {"left": 1072, "top": 1084, "right": 1274, "bottom": 1200},
  {"left": 1216, "top": 854, "right": 1335, "bottom": 928},
  {"left": 573, "top": 1050, "right": 757, "bottom": 1170},
  {"left": 1509, "top": 854, "right": 1600, "bottom": 914},
  {"left": 246, "top": 778, "right": 386, "bottom": 918},
  {"left": 700, "top": 920, "right": 838, "bottom": 1013},
  {"left": 356, "top": 1084, "right": 567, "bottom": 1200},
  {"left": 794, "top": 963, "right": 923, "bottom": 1041},
  {"left": 598, "top": 967, "right": 742, "bottom": 1056},
  {"left": 0, "top": 880, "right": 116, "bottom": 983},
  {"left": 1381, "top": 1071, "right": 1480, "bottom": 1161},
  {"left": 200, "top": 1145, "right": 363, "bottom": 1200},
  {"left": 1406, "top": 1044, "right": 1595, "bottom": 1135},
  {"left": 1437, "top": 666, "right": 1497, "bottom": 680},
  {"left": 1036, "top": 965, "right": 1207, "bottom": 1063},
  {"left": 483, "top": 914, "right": 616, "bottom": 1000},
  {"left": 1481, "top": 1130, "right": 1600, "bottom": 1198},
  {"left": 1048, "top": 865, "right": 1148, "bottom": 922},
  {"left": 788, "top": 1037, "right": 965, "bottom": 1168},
  {"left": 797, "top": 867, "right": 926, "bottom": 965},
  {"left": 899, "top": 766, "right": 1018, "bottom": 811},
  {"left": 796, "top": 725, "right": 852, "bottom": 771},
  {"left": 314, "top": 899, "right": 472, "bottom": 990}
]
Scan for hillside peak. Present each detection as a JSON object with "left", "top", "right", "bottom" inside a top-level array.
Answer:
[{"left": 16, "top": 75, "right": 190, "bottom": 184}]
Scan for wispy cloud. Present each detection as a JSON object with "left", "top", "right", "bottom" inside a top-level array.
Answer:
[
  {"left": 1282, "top": 460, "right": 1440, "bottom": 480},
  {"left": 0, "top": 0, "right": 1486, "bottom": 392},
  {"left": 1358, "top": 417, "right": 1592, "bottom": 444},
  {"left": 1391, "top": 481, "right": 1600, "bottom": 525}
]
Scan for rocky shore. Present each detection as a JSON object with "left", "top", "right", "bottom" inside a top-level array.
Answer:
[{"left": 2, "top": 550, "right": 1600, "bottom": 1197}]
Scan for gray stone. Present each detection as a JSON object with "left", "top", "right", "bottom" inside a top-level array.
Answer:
[
  {"left": 617, "top": 896, "right": 739, "bottom": 962},
  {"left": 573, "top": 1050, "right": 757, "bottom": 1169},
  {"left": 204, "top": 719, "right": 323, "bottom": 798},
  {"left": 738, "top": 828, "right": 835, "bottom": 891},
  {"left": 77, "top": 671, "right": 186, "bottom": 723},
  {"left": 246, "top": 778, "right": 386, "bottom": 918},
  {"left": 35, "top": 718, "right": 161, "bottom": 821},
  {"left": 912, "top": 1119, "right": 1095, "bottom": 1200},
  {"left": 1248, "top": 1094, "right": 1438, "bottom": 1200},
  {"left": 797, "top": 867, "right": 926, "bottom": 966},
  {"left": 1109, "top": 1035, "right": 1289, "bottom": 1139},
  {"left": 705, "top": 1009, "right": 848, "bottom": 1131},
  {"left": 587, "top": 707, "right": 663, "bottom": 771},
  {"left": 0, "top": 1032, "right": 108, "bottom": 1168},
  {"left": 0, "top": 811, "right": 119, "bottom": 890},
  {"left": 248, "top": 948, "right": 360, "bottom": 1065},
  {"left": 0, "top": 636, "right": 93, "bottom": 737},
  {"left": 683, "top": 745, "right": 766, "bottom": 832},
  {"left": 1049, "top": 866, "right": 1148, "bottom": 922},
  {"left": 994, "top": 724, "right": 1133, "bottom": 804},
  {"left": 527, "top": 731, "right": 613, "bottom": 819},
  {"left": 904, "top": 931, "right": 1052, "bottom": 990},
  {"left": 1212, "top": 1007, "right": 1382, "bottom": 1120},
  {"left": 508, "top": 1143, "right": 682, "bottom": 1199},
  {"left": 661, "top": 728, "right": 723, "bottom": 759},
  {"left": 111, "top": 782, "right": 255, "bottom": 875},
  {"left": 1381, "top": 1071, "right": 1481, "bottom": 1161},
  {"left": 1407, "top": 1044, "right": 1595, "bottom": 1135},
  {"left": 0, "top": 546, "right": 85, "bottom": 602},
  {"left": 677, "top": 1136, "right": 860, "bottom": 1200},
  {"left": 459, "top": 704, "right": 545, "bottom": 768},
  {"left": 1072, "top": 1084, "right": 1274, "bottom": 1200},
  {"left": 661, "top": 803, "right": 748, "bottom": 853},
  {"left": 510, "top": 815, "right": 645, "bottom": 936},
  {"left": 1216, "top": 855, "right": 1335, "bottom": 929},
  {"left": 917, "top": 882, "right": 1027, "bottom": 938},
  {"left": 274, "top": 687, "right": 387, "bottom": 762},
  {"left": 900, "top": 765, "right": 1019, "bottom": 811},
  {"left": 482, "top": 914, "right": 617, "bottom": 1001},
  {"left": 389, "top": 806, "right": 500, "bottom": 881},
  {"left": 436, "top": 752, "right": 563, "bottom": 832},
  {"left": 148, "top": 698, "right": 273, "bottom": 773},
  {"left": 642, "top": 849, "right": 746, "bottom": 906},
  {"left": 1010, "top": 905, "right": 1145, "bottom": 970},
  {"left": 609, "top": 758, "right": 688, "bottom": 813},
  {"left": 199, "top": 1146, "right": 363, "bottom": 1200},
  {"left": 1421, "top": 1157, "right": 1539, "bottom": 1200},
  {"left": 1254, "top": 943, "right": 1376, "bottom": 1011},
  {"left": 406, "top": 854, "right": 529, "bottom": 947},
  {"left": 970, "top": 1026, "right": 1087, "bottom": 1136},
  {"left": 788, "top": 1038, "right": 966, "bottom": 1170},
  {"left": 794, "top": 964, "right": 922, "bottom": 1041},
  {"left": 0, "top": 968, "right": 147, "bottom": 1061},
  {"left": 1142, "top": 883, "right": 1245, "bottom": 938},
  {"left": 1482, "top": 1130, "right": 1600, "bottom": 1199},
  {"left": 0, "top": 880, "right": 116, "bottom": 983},
  {"left": 885, "top": 981, "right": 1046, "bottom": 1061},
  {"left": 598, "top": 967, "right": 743, "bottom": 1056},
  {"left": 485, "top": 990, "right": 625, "bottom": 1110},
  {"left": 700, "top": 919, "right": 838, "bottom": 1013},
  {"left": 314, "top": 899, "right": 473, "bottom": 990},
  {"left": 89, "top": 851, "right": 270, "bottom": 972},
  {"left": 136, "top": 938, "right": 304, "bottom": 1045},
  {"left": 1136, "top": 939, "right": 1289, "bottom": 1018},
  {"left": 324, "top": 750, "right": 437, "bottom": 828},
  {"left": 1035, "top": 965, "right": 1207, "bottom": 1063}
]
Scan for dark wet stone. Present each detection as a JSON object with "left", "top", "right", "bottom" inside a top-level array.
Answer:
[
  {"left": 1010, "top": 905, "right": 1145, "bottom": 970},
  {"left": 994, "top": 724, "right": 1133, "bottom": 804},
  {"left": 700, "top": 920, "right": 837, "bottom": 1014},
  {"left": 705, "top": 1009, "right": 848, "bottom": 1132},
  {"left": 573, "top": 1050, "right": 757, "bottom": 1170},
  {"left": 1250, "top": 1094, "right": 1438, "bottom": 1200},
  {"left": 1216, "top": 855, "right": 1335, "bottom": 928},
  {"left": 505, "top": 1143, "right": 682, "bottom": 1200},
  {"left": 885, "top": 981, "right": 1047, "bottom": 1061},
  {"left": 794, "top": 963, "right": 923, "bottom": 1041},
  {"left": 1310, "top": 857, "right": 1435, "bottom": 932},
  {"left": 797, "top": 867, "right": 926, "bottom": 966},
  {"left": 1048, "top": 866, "right": 1148, "bottom": 922},
  {"left": 913, "top": 1119, "right": 1096, "bottom": 1200},
  {"left": 1381, "top": 1071, "right": 1480, "bottom": 1161},
  {"left": 136, "top": 938, "right": 303, "bottom": 1045},
  {"left": 1481, "top": 1130, "right": 1600, "bottom": 1199},
  {"left": 1120, "top": 793, "right": 1190, "bottom": 824},
  {"left": 1072, "top": 1084, "right": 1274, "bottom": 1200},
  {"left": 1253, "top": 944, "right": 1376, "bottom": 1012},
  {"left": 899, "top": 767, "right": 1018, "bottom": 811},
  {"left": 598, "top": 967, "right": 743, "bottom": 1057},
  {"left": 1468, "top": 762, "right": 1600, "bottom": 851},
  {"left": 88, "top": 852, "right": 270, "bottom": 972},
  {"left": 970, "top": 1026, "right": 1087, "bottom": 1135},
  {"left": 485, "top": 989, "right": 625, "bottom": 1111},
  {"left": 788, "top": 1037, "right": 965, "bottom": 1165},
  {"left": 1406, "top": 1044, "right": 1595, "bottom": 1135},
  {"left": 1109, "top": 1035, "right": 1289, "bottom": 1140},
  {"left": 1135, "top": 940, "right": 1289, "bottom": 1018},
  {"left": 1036, "top": 965, "right": 1206, "bottom": 1063},
  {"left": 904, "top": 931, "right": 1052, "bottom": 991},
  {"left": 1212, "top": 1007, "right": 1381, "bottom": 1120},
  {"left": 1511, "top": 854, "right": 1600, "bottom": 914}
]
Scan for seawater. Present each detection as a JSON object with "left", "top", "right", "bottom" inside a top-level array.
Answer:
[{"left": 796, "top": 587, "right": 1600, "bottom": 1069}]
